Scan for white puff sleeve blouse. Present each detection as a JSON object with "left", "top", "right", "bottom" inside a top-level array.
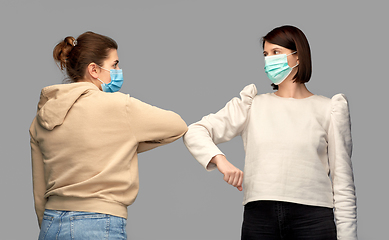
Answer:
[
  {"left": 183, "top": 84, "right": 357, "bottom": 239},
  {"left": 329, "top": 94, "right": 357, "bottom": 239}
]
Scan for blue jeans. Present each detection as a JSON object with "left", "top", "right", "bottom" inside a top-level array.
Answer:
[
  {"left": 38, "top": 210, "right": 127, "bottom": 240},
  {"left": 241, "top": 201, "right": 337, "bottom": 240}
]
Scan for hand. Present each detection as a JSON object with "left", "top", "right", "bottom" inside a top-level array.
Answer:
[{"left": 210, "top": 154, "right": 243, "bottom": 191}]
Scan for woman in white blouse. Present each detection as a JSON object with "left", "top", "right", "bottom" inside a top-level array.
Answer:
[{"left": 183, "top": 25, "right": 357, "bottom": 240}]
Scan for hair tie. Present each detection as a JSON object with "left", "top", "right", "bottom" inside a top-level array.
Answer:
[{"left": 73, "top": 40, "right": 77, "bottom": 47}]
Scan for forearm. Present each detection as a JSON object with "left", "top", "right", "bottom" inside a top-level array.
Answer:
[
  {"left": 127, "top": 97, "right": 188, "bottom": 153},
  {"left": 30, "top": 135, "right": 47, "bottom": 228},
  {"left": 137, "top": 126, "right": 187, "bottom": 153},
  {"left": 183, "top": 123, "right": 224, "bottom": 170}
]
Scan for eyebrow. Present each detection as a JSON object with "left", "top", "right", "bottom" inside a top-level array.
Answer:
[
  {"left": 264, "top": 47, "right": 282, "bottom": 52},
  {"left": 263, "top": 48, "right": 283, "bottom": 55}
]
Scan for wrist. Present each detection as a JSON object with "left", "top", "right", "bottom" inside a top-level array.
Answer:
[{"left": 210, "top": 154, "right": 226, "bottom": 165}]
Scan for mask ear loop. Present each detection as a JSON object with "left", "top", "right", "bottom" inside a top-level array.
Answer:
[
  {"left": 287, "top": 51, "right": 299, "bottom": 68},
  {"left": 99, "top": 66, "right": 110, "bottom": 72},
  {"left": 97, "top": 78, "right": 105, "bottom": 84},
  {"left": 286, "top": 51, "right": 297, "bottom": 56},
  {"left": 96, "top": 65, "right": 110, "bottom": 84}
]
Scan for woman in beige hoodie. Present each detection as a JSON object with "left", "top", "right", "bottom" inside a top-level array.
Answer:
[{"left": 30, "top": 31, "right": 187, "bottom": 240}]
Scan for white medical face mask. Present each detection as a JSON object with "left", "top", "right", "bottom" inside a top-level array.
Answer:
[{"left": 264, "top": 51, "right": 298, "bottom": 85}]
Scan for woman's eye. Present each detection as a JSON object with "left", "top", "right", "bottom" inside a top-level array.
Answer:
[{"left": 274, "top": 50, "right": 280, "bottom": 55}]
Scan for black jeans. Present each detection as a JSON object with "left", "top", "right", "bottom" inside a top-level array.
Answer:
[{"left": 241, "top": 201, "right": 337, "bottom": 240}]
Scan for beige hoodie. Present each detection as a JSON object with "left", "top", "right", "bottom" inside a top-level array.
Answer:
[{"left": 29, "top": 82, "right": 187, "bottom": 227}]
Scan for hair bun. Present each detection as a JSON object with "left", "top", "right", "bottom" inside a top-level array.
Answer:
[
  {"left": 64, "top": 36, "right": 76, "bottom": 47},
  {"left": 53, "top": 36, "right": 76, "bottom": 70}
]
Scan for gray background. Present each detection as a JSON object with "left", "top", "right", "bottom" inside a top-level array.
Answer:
[{"left": 0, "top": 0, "right": 387, "bottom": 239}]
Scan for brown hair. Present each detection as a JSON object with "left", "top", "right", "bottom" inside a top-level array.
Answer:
[
  {"left": 262, "top": 25, "right": 312, "bottom": 90},
  {"left": 53, "top": 31, "right": 118, "bottom": 82}
]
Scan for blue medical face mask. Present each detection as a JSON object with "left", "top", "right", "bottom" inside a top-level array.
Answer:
[
  {"left": 264, "top": 51, "right": 298, "bottom": 85},
  {"left": 97, "top": 66, "right": 123, "bottom": 93}
]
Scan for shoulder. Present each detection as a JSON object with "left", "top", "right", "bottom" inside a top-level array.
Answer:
[
  {"left": 329, "top": 94, "right": 351, "bottom": 123},
  {"left": 95, "top": 91, "right": 130, "bottom": 101},
  {"left": 252, "top": 93, "right": 273, "bottom": 105},
  {"left": 86, "top": 91, "right": 131, "bottom": 112},
  {"left": 331, "top": 93, "right": 349, "bottom": 105},
  {"left": 330, "top": 94, "right": 350, "bottom": 112},
  {"left": 239, "top": 84, "right": 257, "bottom": 99},
  {"left": 310, "top": 94, "right": 332, "bottom": 107},
  {"left": 225, "top": 84, "right": 258, "bottom": 107}
]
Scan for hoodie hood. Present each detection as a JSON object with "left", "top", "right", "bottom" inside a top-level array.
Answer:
[{"left": 36, "top": 82, "right": 99, "bottom": 130}]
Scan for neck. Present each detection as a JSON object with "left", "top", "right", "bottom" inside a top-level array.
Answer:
[
  {"left": 79, "top": 77, "right": 103, "bottom": 91},
  {"left": 275, "top": 80, "right": 313, "bottom": 99}
]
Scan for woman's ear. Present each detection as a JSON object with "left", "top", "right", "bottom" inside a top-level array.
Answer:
[{"left": 87, "top": 63, "right": 100, "bottom": 79}]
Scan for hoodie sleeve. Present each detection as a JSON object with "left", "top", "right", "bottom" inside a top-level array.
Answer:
[
  {"left": 125, "top": 96, "right": 188, "bottom": 153},
  {"left": 328, "top": 94, "right": 357, "bottom": 239},
  {"left": 183, "top": 84, "right": 257, "bottom": 171},
  {"left": 29, "top": 119, "right": 46, "bottom": 228}
]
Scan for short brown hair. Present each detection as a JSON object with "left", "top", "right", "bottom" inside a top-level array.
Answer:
[
  {"left": 53, "top": 31, "right": 118, "bottom": 82},
  {"left": 262, "top": 25, "right": 312, "bottom": 90}
]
